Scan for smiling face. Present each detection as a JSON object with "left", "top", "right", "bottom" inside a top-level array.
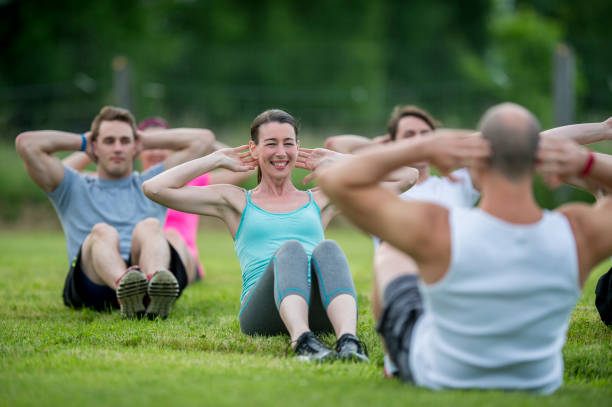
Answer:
[
  {"left": 249, "top": 122, "right": 299, "bottom": 181},
  {"left": 93, "top": 120, "right": 138, "bottom": 179}
]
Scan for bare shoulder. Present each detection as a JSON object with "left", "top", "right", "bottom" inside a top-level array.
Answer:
[
  {"left": 215, "top": 184, "right": 248, "bottom": 211},
  {"left": 557, "top": 200, "right": 611, "bottom": 235},
  {"left": 310, "top": 186, "right": 332, "bottom": 211},
  {"left": 558, "top": 197, "right": 612, "bottom": 277},
  {"left": 309, "top": 187, "right": 337, "bottom": 227},
  {"left": 310, "top": 187, "right": 328, "bottom": 205}
]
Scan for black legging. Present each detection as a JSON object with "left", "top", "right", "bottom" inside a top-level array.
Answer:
[{"left": 239, "top": 239, "right": 357, "bottom": 336}]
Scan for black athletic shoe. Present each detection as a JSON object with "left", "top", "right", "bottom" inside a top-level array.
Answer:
[
  {"left": 335, "top": 333, "right": 369, "bottom": 363},
  {"left": 145, "top": 270, "right": 179, "bottom": 320},
  {"left": 293, "top": 331, "right": 335, "bottom": 362}
]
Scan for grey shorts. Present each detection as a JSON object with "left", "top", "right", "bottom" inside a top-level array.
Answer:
[{"left": 376, "top": 274, "right": 424, "bottom": 382}]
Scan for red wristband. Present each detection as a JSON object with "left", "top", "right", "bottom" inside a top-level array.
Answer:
[{"left": 580, "top": 151, "right": 595, "bottom": 177}]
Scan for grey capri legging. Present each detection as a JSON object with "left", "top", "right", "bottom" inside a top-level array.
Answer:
[{"left": 239, "top": 239, "right": 357, "bottom": 336}]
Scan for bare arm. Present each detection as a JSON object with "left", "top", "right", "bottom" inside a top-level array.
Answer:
[
  {"left": 324, "top": 135, "right": 378, "bottom": 153},
  {"left": 384, "top": 166, "right": 419, "bottom": 194},
  {"left": 559, "top": 197, "right": 612, "bottom": 286},
  {"left": 62, "top": 151, "right": 93, "bottom": 172},
  {"left": 15, "top": 130, "right": 89, "bottom": 192},
  {"left": 140, "top": 128, "right": 216, "bottom": 170},
  {"left": 212, "top": 139, "right": 231, "bottom": 151},
  {"left": 317, "top": 134, "right": 489, "bottom": 269},
  {"left": 208, "top": 168, "right": 256, "bottom": 186},
  {"left": 143, "top": 146, "right": 256, "bottom": 234},
  {"left": 296, "top": 147, "right": 419, "bottom": 225},
  {"left": 537, "top": 137, "right": 612, "bottom": 191},
  {"left": 541, "top": 117, "right": 612, "bottom": 145}
]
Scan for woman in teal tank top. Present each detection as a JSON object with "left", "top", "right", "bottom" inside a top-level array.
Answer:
[{"left": 143, "top": 109, "right": 368, "bottom": 362}]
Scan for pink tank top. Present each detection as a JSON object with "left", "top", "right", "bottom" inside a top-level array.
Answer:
[{"left": 164, "top": 174, "right": 210, "bottom": 275}]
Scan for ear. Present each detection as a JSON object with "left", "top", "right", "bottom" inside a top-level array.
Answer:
[
  {"left": 248, "top": 140, "right": 259, "bottom": 159},
  {"left": 89, "top": 140, "right": 99, "bottom": 163}
]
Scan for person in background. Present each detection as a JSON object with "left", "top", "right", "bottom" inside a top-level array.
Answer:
[
  {"left": 143, "top": 109, "right": 382, "bottom": 362},
  {"left": 318, "top": 102, "right": 612, "bottom": 393},
  {"left": 16, "top": 106, "right": 215, "bottom": 319},
  {"left": 63, "top": 116, "right": 255, "bottom": 283}
]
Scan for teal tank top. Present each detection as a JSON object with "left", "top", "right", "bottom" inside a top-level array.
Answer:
[{"left": 234, "top": 189, "right": 325, "bottom": 302}]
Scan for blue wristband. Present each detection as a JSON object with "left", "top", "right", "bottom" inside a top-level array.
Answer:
[{"left": 79, "top": 133, "right": 87, "bottom": 152}]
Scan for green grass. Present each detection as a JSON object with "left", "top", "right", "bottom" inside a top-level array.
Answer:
[{"left": 0, "top": 227, "right": 610, "bottom": 407}]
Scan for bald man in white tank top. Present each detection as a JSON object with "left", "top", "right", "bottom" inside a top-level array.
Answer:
[{"left": 318, "top": 103, "right": 612, "bottom": 394}]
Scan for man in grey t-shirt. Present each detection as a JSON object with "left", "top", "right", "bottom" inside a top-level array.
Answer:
[{"left": 16, "top": 106, "right": 215, "bottom": 319}]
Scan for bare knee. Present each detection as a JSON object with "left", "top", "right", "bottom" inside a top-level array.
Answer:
[
  {"left": 88, "top": 223, "right": 119, "bottom": 245},
  {"left": 165, "top": 227, "right": 181, "bottom": 242},
  {"left": 373, "top": 243, "right": 418, "bottom": 300},
  {"left": 132, "top": 217, "right": 163, "bottom": 239}
]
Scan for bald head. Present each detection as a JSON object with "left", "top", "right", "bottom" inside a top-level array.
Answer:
[{"left": 478, "top": 103, "right": 541, "bottom": 180}]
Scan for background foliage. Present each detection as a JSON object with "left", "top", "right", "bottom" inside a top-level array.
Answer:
[{"left": 0, "top": 0, "right": 610, "bottom": 220}]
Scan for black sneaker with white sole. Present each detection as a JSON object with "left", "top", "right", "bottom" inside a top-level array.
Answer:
[
  {"left": 146, "top": 269, "right": 179, "bottom": 320},
  {"left": 293, "top": 331, "right": 335, "bottom": 362},
  {"left": 335, "top": 333, "right": 369, "bottom": 363},
  {"left": 116, "top": 266, "right": 148, "bottom": 319}
]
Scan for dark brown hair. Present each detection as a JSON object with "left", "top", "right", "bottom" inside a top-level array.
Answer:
[
  {"left": 387, "top": 105, "right": 439, "bottom": 140},
  {"left": 90, "top": 106, "right": 138, "bottom": 142},
  {"left": 250, "top": 109, "right": 299, "bottom": 183}
]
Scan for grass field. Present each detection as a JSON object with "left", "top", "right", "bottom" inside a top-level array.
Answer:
[{"left": 1, "top": 226, "right": 610, "bottom": 406}]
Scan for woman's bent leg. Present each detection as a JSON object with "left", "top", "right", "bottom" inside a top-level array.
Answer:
[
  {"left": 310, "top": 240, "right": 358, "bottom": 337},
  {"left": 239, "top": 240, "right": 310, "bottom": 337}
]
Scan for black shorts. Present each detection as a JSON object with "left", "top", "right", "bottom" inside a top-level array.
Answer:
[
  {"left": 376, "top": 274, "right": 424, "bottom": 382},
  {"left": 62, "top": 241, "right": 188, "bottom": 311},
  {"left": 595, "top": 264, "right": 612, "bottom": 326}
]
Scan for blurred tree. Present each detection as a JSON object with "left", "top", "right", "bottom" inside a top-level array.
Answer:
[
  {"left": 459, "top": 5, "right": 563, "bottom": 128},
  {"left": 521, "top": 0, "right": 612, "bottom": 121}
]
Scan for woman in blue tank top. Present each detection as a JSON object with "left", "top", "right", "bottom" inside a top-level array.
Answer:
[{"left": 143, "top": 109, "right": 368, "bottom": 362}]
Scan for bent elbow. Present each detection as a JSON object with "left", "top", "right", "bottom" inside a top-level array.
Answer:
[
  {"left": 318, "top": 169, "right": 342, "bottom": 198},
  {"left": 15, "top": 132, "right": 35, "bottom": 157},
  {"left": 197, "top": 129, "right": 216, "bottom": 155},
  {"left": 323, "top": 137, "right": 335, "bottom": 151},
  {"left": 142, "top": 180, "right": 160, "bottom": 201}
]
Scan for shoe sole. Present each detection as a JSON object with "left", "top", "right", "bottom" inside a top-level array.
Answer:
[
  {"left": 146, "top": 270, "right": 179, "bottom": 320},
  {"left": 116, "top": 270, "right": 148, "bottom": 319},
  {"left": 295, "top": 351, "right": 336, "bottom": 363},
  {"left": 338, "top": 352, "right": 370, "bottom": 363},
  {"left": 337, "top": 352, "right": 370, "bottom": 363}
]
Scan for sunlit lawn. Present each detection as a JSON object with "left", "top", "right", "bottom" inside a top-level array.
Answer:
[{"left": 0, "top": 226, "right": 610, "bottom": 406}]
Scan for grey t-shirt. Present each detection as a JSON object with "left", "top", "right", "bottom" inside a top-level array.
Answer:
[{"left": 47, "top": 164, "right": 166, "bottom": 263}]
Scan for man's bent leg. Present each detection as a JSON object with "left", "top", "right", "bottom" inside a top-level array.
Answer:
[
  {"left": 165, "top": 228, "right": 198, "bottom": 284},
  {"left": 131, "top": 218, "right": 179, "bottom": 319},
  {"left": 63, "top": 246, "right": 119, "bottom": 311},
  {"left": 81, "top": 223, "right": 128, "bottom": 288},
  {"left": 130, "top": 218, "right": 171, "bottom": 277},
  {"left": 372, "top": 242, "right": 419, "bottom": 323},
  {"left": 80, "top": 223, "right": 147, "bottom": 317},
  {"left": 310, "top": 240, "right": 367, "bottom": 362},
  {"left": 374, "top": 242, "right": 423, "bottom": 381}
]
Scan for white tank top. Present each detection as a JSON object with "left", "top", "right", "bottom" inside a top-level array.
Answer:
[
  {"left": 410, "top": 207, "right": 580, "bottom": 394},
  {"left": 373, "top": 168, "right": 480, "bottom": 247}
]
